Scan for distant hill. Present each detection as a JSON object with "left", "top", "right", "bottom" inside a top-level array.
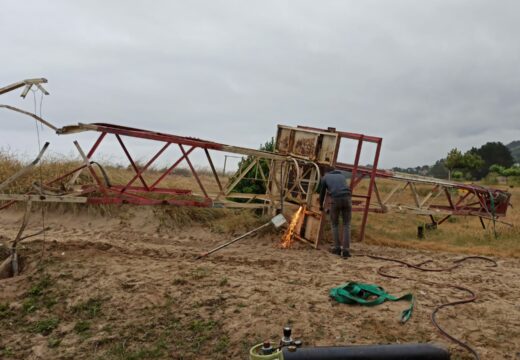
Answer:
[{"left": 507, "top": 141, "right": 520, "bottom": 163}]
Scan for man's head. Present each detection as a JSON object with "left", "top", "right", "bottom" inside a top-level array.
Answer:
[{"left": 321, "top": 165, "right": 335, "bottom": 175}]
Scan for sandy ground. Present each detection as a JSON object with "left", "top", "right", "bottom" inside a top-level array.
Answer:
[{"left": 0, "top": 208, "right": 519, "bottom": 360}]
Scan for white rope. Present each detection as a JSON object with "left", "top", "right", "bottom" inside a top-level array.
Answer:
[{"left": 31, "top": 88, "right": 47, "bottom": 261}]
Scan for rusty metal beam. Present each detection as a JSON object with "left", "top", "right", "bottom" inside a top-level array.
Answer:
[
  {"left": 0, "top": 142, "right": 49, "bottom": 191},
  {"left": 0, "top": 78, "right": 48, "bottom": 97},
  {"left": 0, "top": 105, "right": 57, "bottom": 131}
]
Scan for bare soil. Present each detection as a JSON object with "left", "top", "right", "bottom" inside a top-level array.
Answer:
[{"left": 0, "top": 208, "right": 519, "bottom": 360}]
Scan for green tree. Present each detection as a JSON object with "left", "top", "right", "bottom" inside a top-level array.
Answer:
[
  {"left": 231, "top": 138, "right": 274, "bottom": 194},
  {"left": 445, "top": 148, "right": 485, "bottom": 180},
  {"left": 429, "top": 159, "right": 449, "bottom": 179},
  {"left": 461, "top": 151, "right": 485, "bottom": 179},
  {"left": 470, "top": 142, "right": 514, "bottom": 179},
  {"left": 490, "top": 164, "right": 520, "bottom": 177},
  {"left": 445, "top": 148, "right": 465, "bottom": 180}
]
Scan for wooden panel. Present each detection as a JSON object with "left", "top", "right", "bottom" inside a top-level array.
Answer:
[
  {"left": 317, "top": 133, "right": 338, "bottom": 165},
  {"left": 303, "top": 215, "right": 321, "bottom": 247}
]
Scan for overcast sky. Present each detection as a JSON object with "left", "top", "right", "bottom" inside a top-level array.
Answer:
[{"left": 1, "top": 0, "right": 519, "bottom": 170}]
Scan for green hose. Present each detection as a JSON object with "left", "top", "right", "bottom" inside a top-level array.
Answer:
[{"left": 249, "top": 344, "right": 284, "bottom": 360}]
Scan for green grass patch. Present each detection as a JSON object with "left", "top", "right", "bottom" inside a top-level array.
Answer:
[
  {"left": 31, "top": 317, "right": 59, "bottom": 335},
  {"left": 189, "top": 319, "right": 218, "bottom": 351},
  {"left": 215, "top": 335, "right": 230, "bottom": 352},
  {"left": 0, "top": 303, "right": 12, "bottom": 319},
  {"left": 28, "top": 274, "right": 53, "bottom": 296},
  {"left": 0, "top": 346, "right": 14, "bottom": 357},
  {"left": 74, "top": 320, "right": 91, "bottom": 334},
  {"left": 107, "top": 338, "right": 168, "bottom": 360},
  {"left": 72, "top": 297, "right": 103, "bottom": 319},
  {"left": 22, "top": 274, "right": 57, "bottom": 314}
]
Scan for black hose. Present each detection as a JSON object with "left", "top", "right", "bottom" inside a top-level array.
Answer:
[{"left": 282, "top": 343, "right": 450, "bottom": 360}]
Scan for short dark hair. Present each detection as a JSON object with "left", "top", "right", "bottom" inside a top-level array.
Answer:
[{"left": 321, "top": 165, "right": 335, "bottom": 174}]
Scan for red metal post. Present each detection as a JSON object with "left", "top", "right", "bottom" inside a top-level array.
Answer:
[
  {"left": 358, "top": 139, "right": 382, "bottom": 242},
  {"left": 87, "top": 132, "right": 107, "bottom": 158},
  {"left": 350, "top": 136, "right": 363, "bottom": 191}
]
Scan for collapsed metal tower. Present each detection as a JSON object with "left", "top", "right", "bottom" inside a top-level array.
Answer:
[{"left": 0, "top": 78, "right": 512, "bottom": 248}]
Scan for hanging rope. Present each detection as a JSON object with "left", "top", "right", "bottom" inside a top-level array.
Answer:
[{"left": 31, "top": 88, "right": 48, "bottom": 263}]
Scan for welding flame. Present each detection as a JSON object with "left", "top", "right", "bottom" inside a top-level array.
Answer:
[{"left": 280, "top": 206, "right": 304, "bottom": 249}]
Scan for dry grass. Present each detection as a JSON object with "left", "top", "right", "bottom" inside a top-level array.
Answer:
[
  {"left": 1, "top": 151, "right": 518, "bottom": 256},
  {"left": 0, "top": 150, "right": 223, "bottom": 196},
  {"left": 354, "top": 178, "right": 520, "bottom": 258},
  {"left": 0, "top": 150, "right": 268, "bottom": 235}
]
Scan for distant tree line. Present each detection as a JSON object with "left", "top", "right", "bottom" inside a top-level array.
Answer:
[{"left": 393, "top": 141, "right": 518, "bottom": 181}]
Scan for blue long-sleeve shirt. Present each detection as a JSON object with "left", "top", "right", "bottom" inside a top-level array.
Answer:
[{"left": 319, "top": 170, "right": 351, "bottom": 207}]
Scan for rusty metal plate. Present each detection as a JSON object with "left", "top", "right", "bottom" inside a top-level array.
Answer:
[
  {"left": 317, "top": 133, "right": 338, "bottom": 165},
  {"left": 276, "top": 127, "right": 292, "bottom": 153},
  {"left": 292, "top": 131, "right": 318, "bottom": 159}
]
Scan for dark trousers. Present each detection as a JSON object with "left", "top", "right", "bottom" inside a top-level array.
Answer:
[{"left": 330, "top": 195, "right": 352, "bottom": 250}]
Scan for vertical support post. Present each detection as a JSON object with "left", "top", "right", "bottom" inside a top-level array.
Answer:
[
  {"left": 358, "top": 138, "right": 382, "bottom": 242},
  {"left": 223, "top": 156, "right": 228, "bottom": 176},
  {"left": 350, "top": 136, "right": 364, "bottom": 190}
]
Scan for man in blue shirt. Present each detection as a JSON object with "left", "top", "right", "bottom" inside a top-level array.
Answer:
[{"left": 319, "top": 168, "right": 352, "bottom": 258}]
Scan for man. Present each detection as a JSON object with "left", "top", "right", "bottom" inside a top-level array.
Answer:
[{"left": 319, "top": 168, "right": 352, "bottom": 258}]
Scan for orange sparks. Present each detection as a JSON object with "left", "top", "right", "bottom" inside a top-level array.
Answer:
[{"left": 280, "top": 206, "right": 304, "bottom": 249}]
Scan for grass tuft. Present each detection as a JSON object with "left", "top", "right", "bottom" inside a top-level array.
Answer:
[
  {"left": 71, "top": 297, "right": 103, "bottom": 319},
  {"left": 31, "top": 317, "right": 59, "bottom": 335}
]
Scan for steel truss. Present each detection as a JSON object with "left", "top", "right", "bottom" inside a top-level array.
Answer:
[{"left": 0, "top": 78, "right": 512, "bottom": 249}]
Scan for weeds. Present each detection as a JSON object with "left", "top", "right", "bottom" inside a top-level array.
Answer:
[
  {"left": 74, "top": 320, "right": 91, "bottom": 334},
  {"left": 28, "top": 274, "right": 52, "bottom": 297},
  {"left": 0, "top": 303, "right": 12, "bottom": 319},
  {"left": 215, "top": 335, "right": 230, "bottom": 352},
  {"left": 31, "top": 317, "right": 59, "bottom": 335},
  {"left": 23, "top": 274, "right": 56, "bottom": 314},
  {"left": 172, "top": 278, "right": 188, "bottom": 285},
  {"left": 48, "top": 337, "right": 61, "bottom": 348},
  {"left": 188, "top": 319, "right": 219, "bottom": 352},
  {"left": 71, "top": 297, "right": 103, "bottom": 319},
  {"left": 107, "top": 338, "right": 168, "bottom": 360},
  {"left": 190, "top": 267, "right": 210, "bottom": 280},
  {"left": 0, "top": 346, "right": 14, "bottom": 357}
]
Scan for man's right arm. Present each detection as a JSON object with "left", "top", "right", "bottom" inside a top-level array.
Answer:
[{"left": 319, "top": 177, "right": 326, "bottom": 210}]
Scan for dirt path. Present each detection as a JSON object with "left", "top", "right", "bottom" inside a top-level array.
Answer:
[{"left": 0, "top": 210, "right": 519, "bottom": 359}]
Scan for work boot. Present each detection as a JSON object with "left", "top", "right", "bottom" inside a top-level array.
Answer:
[
  {"left": 329, "top": 247, "right": 341, "bottom": 255},
  {"left": 341, "top": 249, "right": 351, "bottom": 259}
]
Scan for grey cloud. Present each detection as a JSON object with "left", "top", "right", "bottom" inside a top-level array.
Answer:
[{"left": 1, "top": 0, "right": 520, "bottom": 169}]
